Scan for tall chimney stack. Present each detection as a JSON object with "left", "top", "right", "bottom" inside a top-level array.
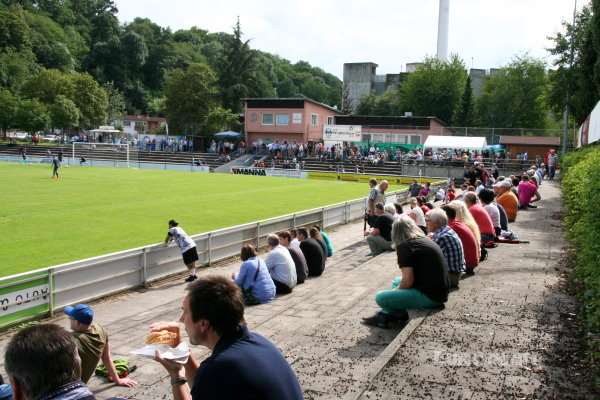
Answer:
[{"left": 437, "top": 0, "right": 449, "bottom": 62}]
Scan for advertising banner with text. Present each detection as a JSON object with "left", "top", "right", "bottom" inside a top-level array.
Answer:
[
  {"left": 306, "top": 172, "right": 416, "bottom": 185},
  {"left": 230, "top": 167, "right": 308, "bottom": 179},
  {"left": 0, "top": 276, "right": 51, "bottom": 326},
  {"left": 323, "top": 125, "right": 362, "bottom": 142}
]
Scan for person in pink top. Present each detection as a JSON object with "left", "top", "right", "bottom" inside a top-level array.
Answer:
[
  {"left": 518, "top": 175, "right": 541, "bottom": 209},
  {"left": 463, "top": 192, "right": 496, "bottom": 242},
  {"left": 441, "top": 204, "right": 479, "bottom": 275},
  {"left": 418, "top": 181, "right": 431, "bottom": 197}
]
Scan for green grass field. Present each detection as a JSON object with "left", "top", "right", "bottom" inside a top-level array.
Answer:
[{"left": 0, "top": 163, "right": 406, "bottom": 276}]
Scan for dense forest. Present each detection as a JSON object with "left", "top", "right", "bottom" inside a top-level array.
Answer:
[{"left": 0, "top": 0, "right": 342, "bottom": 135}]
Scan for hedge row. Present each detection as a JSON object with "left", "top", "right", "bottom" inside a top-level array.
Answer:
[{"left": 561, "top": 145, "right": 600, "bottom": 385}]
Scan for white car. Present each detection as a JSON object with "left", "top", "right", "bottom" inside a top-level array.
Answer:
[
  {"left": 14, "top": 132, "right": 30, "bottom": 141},
  {"left": 41, "top": 135, "right": 60, "bottom": 143}
]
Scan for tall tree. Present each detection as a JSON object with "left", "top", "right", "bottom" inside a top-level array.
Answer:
[
  {"left": 164, "top": 62, "right": 218, "bottom": 134},
  {"left": 49, "top": 94, "right": 79, "bottom": 131},
  {"left": 65, "top": 71, "right": 108, "bottom": 127},
  {"left": 399, "top": 55, "right": 467, "bottom": 125},
  {"left": 216, "top": 18, "right": 257, "bottom": 113},
  {"left": 0, "top": 88, "right": 18, "bottom": 135},
  {"left": 16, "top": 98, "right": 49, "bottom": 132},
  {"left": 547, "top": 4, "right": 599, "bottom": 124},
  {"left": 476, "top": 54, "right": 547, "bottom": 129},
  {"left": 453, "top": 75, "right": 475, "bottom": 126}
]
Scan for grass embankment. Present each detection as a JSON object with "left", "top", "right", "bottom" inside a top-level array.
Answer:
[
  {"left": 0, "top": 163, "right": 405, "bottom": 276},
  {"left": 561, "top": 146, "right": 600, "bottom": 386}
]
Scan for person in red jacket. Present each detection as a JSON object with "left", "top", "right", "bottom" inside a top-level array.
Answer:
[
  {"left": 441, "top": 204, "right": 479, "bottom": 274},
  {"left": 463, "top": 192, "right": 496, "bottom": 242}
]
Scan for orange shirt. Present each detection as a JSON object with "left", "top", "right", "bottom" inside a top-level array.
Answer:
[{"left": 497, "top": 191, "right": 519, "bottom": 221}]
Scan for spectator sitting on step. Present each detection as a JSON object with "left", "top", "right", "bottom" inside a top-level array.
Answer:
[
  {"left": 362, "top": 218, "right": 449, "bottom": 329},
  {"left": 297, "top": 227, "right": 326, "bottom": 277},
  {"left": 493, "top": 180, "right": 518, "bottom": 222},
  {"left": 463, "top": 192, "right": 496, "bottom": 242},
  {"left": 441, "top": 204, "right": 479, "bottom": 275},
  {"left": 264, "top": 234, "right": 297, "bottom": 295},
  {"left": 478, "top": 189, "right": 501, "bottom": 236},
  {"left": 64, "top": 304, "right": 138, "bottom": 387},
  {"left": 232, "top": 244, "right": 275, "bottom": 304},
  {"left": 363, "top": 202, "right": 395, "bottom": 257},
  {"left": 277, "top": 231, "right": 308, "bottom": 284},
  {"left": 312, "top": 225, "right": 334, "bottom": 257},
  {"left": 425, "top": 208, "right": 466, "bottom": 288},
  {"left": 445, "top": 201, "right": 482, "bottom": 262},
  {"left": 309, "top": 227, "right": 329, "bottom": 260},
  {"left": 408, "top": 197, "right": 427, "bottom": 234},
  {"left": 518, "top": 175, "right": 541, "bottom": 209},
  {"left": 4, "top": 324, "right": 105, "bottom": 400}
]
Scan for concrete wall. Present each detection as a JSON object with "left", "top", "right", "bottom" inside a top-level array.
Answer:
[{"left": 343, "top": 63, "right": 377, "bottom": 113}]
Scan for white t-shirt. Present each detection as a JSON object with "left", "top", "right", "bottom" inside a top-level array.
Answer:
[
  {"left": 408, "top": 206, "right": 426, "bottom": 226},
  {"left": 168, "top": 227, "right": 195, "bottom": 253},
  {"left": 265, "top": 245, "right": 297, "bottom": 288},
  {"left": 483, "top": 204, "right": 500, "bottom": 228},
  {"left": 291, "top": 238, "right": 300, "bottom": 247}
]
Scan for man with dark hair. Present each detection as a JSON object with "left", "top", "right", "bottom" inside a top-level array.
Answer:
[
  {"left": 278, "top": 230, "right": 308, "bottom": 284},
  {"left": 408, "top": 179, "right": 422, "bottom": 197},
  {"left": 4, "top": 323, "right": 93, "bottom": 400},
  {"left": 364, "top": 202, "right": 395, "bottom": 257},
  {"left": 153, "top": 276, "right": 303, "bottom": 400},
  {"left": 64, "top": 303, "right": 137, "bottom": 387},
  {"left": 297, "top": 227, "right": 326, "bottom": 276}
]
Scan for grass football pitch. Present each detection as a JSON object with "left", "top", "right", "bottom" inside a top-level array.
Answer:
[{"left": 0, "top": 163, "right": 406, "bottom": 277}]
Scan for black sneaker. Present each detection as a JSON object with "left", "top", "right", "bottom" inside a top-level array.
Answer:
[
  {"left": 465, "top": 267, "right": 476, "bottom": 275},
  {"left": 362, "top": 312, "right": 390, "bottom": 328},
  {"left": 527, "top": 204, "right": 538, "bottom": 208},
  {"left": 184, "top": 275, "right": 197, "bottom": 282}
]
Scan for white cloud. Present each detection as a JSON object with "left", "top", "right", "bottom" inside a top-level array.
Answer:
[{"left": 115, "top": 0, "right": 587, "bottom": 78}]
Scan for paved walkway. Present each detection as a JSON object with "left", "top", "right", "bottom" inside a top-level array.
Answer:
[{"left": 0, "top": 178, "right": 596, "bottom": 399}]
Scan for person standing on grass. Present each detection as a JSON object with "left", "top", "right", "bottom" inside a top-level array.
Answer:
[
  {"left": 165, "top": 220, "right": 199, "bottom": 282},
  {"left": 52, "top": 154, "right": 60, "bottom": 179}
]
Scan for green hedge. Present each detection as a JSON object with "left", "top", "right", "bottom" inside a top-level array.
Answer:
[{"left": 561, "top": 146, "right": 600, "bottom": 384}]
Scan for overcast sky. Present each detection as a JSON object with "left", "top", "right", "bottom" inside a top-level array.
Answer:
[{"left": 115, "top": 0, "right": 585, "bottom": 79}]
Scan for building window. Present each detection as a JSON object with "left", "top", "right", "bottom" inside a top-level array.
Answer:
[
  {"left": 292, "top": 113, "right": 302, "bottom": 124},
  {"left": 327, "top": 116, "right": 334, "bottom": 125},
  {"left": 276, "top": 113, "right": 289, "bottom": 125},
  {"left": 123, "top": 121, "right": 131, "bottom": 127},
  {"left": 311, "top": 114, "right": 318, "bottom": 126},
  {"left": 262, "top": 113, "right": 274, "bottom": 125}
]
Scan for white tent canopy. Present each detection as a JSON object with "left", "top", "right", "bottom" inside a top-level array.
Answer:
[{"left": 423, "top": 135, "right": 487, "bottom": 150}]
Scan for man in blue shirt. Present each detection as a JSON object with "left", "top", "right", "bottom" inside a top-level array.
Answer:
[{"left": 153, "top": 275, "right": 303, "bottom": 400}]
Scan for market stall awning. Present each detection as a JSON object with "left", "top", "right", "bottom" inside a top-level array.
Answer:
[
  {"left": 214, "top": 131, "right": 244, "bottom": 137},
  {"left": 423, "top": 135, "right": 488, "bottom": 150}
]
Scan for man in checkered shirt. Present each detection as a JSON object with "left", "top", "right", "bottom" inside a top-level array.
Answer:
[{"left": 425, "top": 208, "right": 465, "bottom": 288}]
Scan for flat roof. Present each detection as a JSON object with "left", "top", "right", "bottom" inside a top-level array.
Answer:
[
  {"left": 499, "top": 136, "right": 561, "bottom": 145},
  {"left": 334, "top": 115, "right": 448, "bottom": 128},
  {"left": 243, "top": 98, "right": 339, "bottom": 113}
]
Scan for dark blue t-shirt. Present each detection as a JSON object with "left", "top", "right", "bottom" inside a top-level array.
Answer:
[{"left": 191, "top": 325, "right": 303, "bottom": 400}]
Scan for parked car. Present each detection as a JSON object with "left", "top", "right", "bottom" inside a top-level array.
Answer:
[
  {"left": 14, "top": 132, "right": 31, "bottom": 141},
  {"left": 70, "top": 136, "right": 83, "bottom": 143},
  {"left": 41, "top": 135, "right": 60, "bottom": 143}
]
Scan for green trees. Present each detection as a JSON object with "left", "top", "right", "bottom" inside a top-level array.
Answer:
[
  {"left": 49, "top": 95, "right": 79, "bottom": 131},
  {"left": 399, "top": 55, "right": 466, "bottom": 125},
  {"left": 476, "top": 55, "right": 547, "bottom": 129},
  {"left": 164, "top": 63, "right": 218, "bottom": 134}
]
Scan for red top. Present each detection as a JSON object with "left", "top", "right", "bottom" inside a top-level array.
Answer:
[
  {"left": 421, "top": 205, "right": 430, "bottom": 214},
  {"left": 468, "top": 203, "right": 495, "bottom": 235},
  {"left": 448, "top": 220, "right": 479, "bottom": 267}
]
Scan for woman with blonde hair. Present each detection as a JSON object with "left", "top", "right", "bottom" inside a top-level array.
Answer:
[
  {"left": 362, "top": 218, "right": 449, "bottom": 328},
  {"left": 445, "top": 201, "right": 481, "bottom": 259},
  {"left": 407, "top": 197, "right": 427, "bottom": 234}
]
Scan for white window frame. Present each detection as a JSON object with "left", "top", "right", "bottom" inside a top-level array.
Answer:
[
  {"left": 327, "top": 116, "right": 334, "bottom": 125},
  {"left": 311, "top": 113, "right": 318, "bottom": 126},
  {"left": 292, "top": 113, "right": 302, "bottom": 124},
  {"left": 262, "top": 113, "right": 274, "bottom": 125},
  {"left": 276, "top": 113, "right": 289, "bottom": 125}
]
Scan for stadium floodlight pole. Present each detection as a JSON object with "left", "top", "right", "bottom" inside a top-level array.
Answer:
[{"left": 562, "top": 0, "right": 577, "bottom": 155}]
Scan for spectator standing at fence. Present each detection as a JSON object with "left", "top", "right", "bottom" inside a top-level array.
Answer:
[
  {"left": 63, "top": 304, "right": 138, "bottom": 387},
  {"left": 408, "top": 179, "right": 422, "bottom": 197},
  {"left": 232, "top": 244, "right": 275, "bottom": 304},
  {"left": 418, "top": 181, "right": 431, "bottom": 198},
  {"left": 362, "top": 218, "right": 449, "bottom": 328},
  {"left": 152, "top": 276, "right": 303, "bottom": 400},
  {"left": 165, "top": 219, "right": 199, "bottom": 282}
]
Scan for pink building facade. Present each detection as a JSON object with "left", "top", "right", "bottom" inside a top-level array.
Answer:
[{"left": 244, "top": 98, "right": 339, "bottom": 146}]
